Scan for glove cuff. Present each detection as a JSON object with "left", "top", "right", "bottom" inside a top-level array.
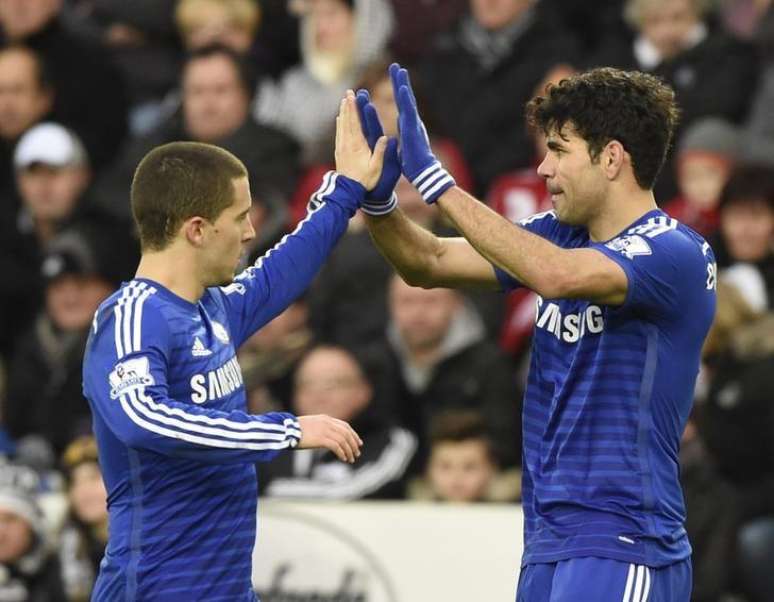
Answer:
[
  {"left": 361, "top": 192, "right": 398, "bottom": 216},
  {"left": 412, "top": 161, "right": 456, "bottom": 204}
]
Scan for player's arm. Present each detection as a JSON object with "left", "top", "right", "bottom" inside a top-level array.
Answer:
[
  {"left": 220, "top": 95, "right": 389, "bottom": 347},
  {"left": 386, "top": 63, "right": 627, "bottom": 303},
  {"left": 365, "top": 207, "right": 500, "bottom": 289},
  {"left": 84, "top": 295, "right": 361, "bottom": 464},
  {"left": 437, "top": 187, "right": 628, "bottom": 304}
]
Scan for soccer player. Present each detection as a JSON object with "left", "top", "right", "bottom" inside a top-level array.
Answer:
[
  {"left": 344, "top": 65, "right": 717, "bottom": 600},
  {"left": 82, "top": 98, "right": 388, "bottom": 599}
]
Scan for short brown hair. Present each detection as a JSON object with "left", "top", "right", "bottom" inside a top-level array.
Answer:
[
  {"left": 526, "top": 67, "right": 680, "bottom": 190},
  {"left": 131, "top": 141, "right": 247, "bottom": 251},
  {"left": 429, "top": 410, "right": 495, "bottom": 462}
]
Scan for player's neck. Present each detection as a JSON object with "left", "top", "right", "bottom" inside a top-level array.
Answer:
[
  {"left": 587, "top": 187, "right": 658, "bottom": 242},
  {"left": 135, "top": 249, "right": 205, "bottom": 303}
]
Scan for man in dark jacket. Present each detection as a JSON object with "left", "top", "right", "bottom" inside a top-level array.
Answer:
[
  {"left": 95, "top": 44, "right": 301, "bottom": 251},
  {"left": 378, "top": 274, "right": 521, "bottom": 472},
  {"left": 259, "top": 345, "right": 417, "bottom": 500},
  {"left": 416, "top": 0, "right": 579, "bottom": 194},
  {"left": 0, "top": 0, "right": 129, "bottom": 169}
]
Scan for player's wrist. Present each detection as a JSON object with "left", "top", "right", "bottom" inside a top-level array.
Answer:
[
  {"left": 362, "top": 192, "right": 398, "bottom": 216},
  {"left": 309, "top": 171, "right": 367, "bottom": 215},
  {"left": 410, "top": 160, "right": 455, "bottom": 205}
]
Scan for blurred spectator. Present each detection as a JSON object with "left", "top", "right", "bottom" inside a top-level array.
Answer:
[
  {"left": 0, "top": 461, "right": 65, "bottom": 601},
  {"left": 176, "top": 0, "right": 259, "bottom": 53},
  {"left": 178, "top": 0, "right": 302, "bottom": 79},
  {"left": 3, "top": 220, "right": 135, "bottom": 456},
  {"left": 663, "top": 117, "right": 741, "bottom": 238},
  {"left": 387, "top": 0, "right": 467, "bottom": 65},
  {"left": 0, "top": 0, "right": 130, "bottom": 169},
  {"left": 378, "top": 275, "right": 521, "bottom": 472},
  {"left": 239, "top": 298, "right": 314, "bottom": 413},
  {"left": 58, "top": 436, "right": 107, "bottom": 602},
  {"left": 253, "top": 0, "right": 302, "bottom": 78},
  {"left": 591, "top": 0, "right": 758, "bottom": 200},
  {"left": 687, "top": 280, "right": 774, "bottom": 602},
  {"left": 259, "top": 345, "right": 416, "bottom": 500},
  {"left": 539, "top": 0, "right": 627, "bottom": 56},
  {"left": 254, "top": 0, "right": 394, "bottom": 164},
  {"left": 62, "top": 0, "right": 180, "bottom": 135},
  {"left": 591, "top": 0, "right": 758, "bottom": 146},
  {"left": 415, "top": 0, "right": 579, "bottom": 194},
  {"left": 712, "top": 164, "right": 774, "bottom": 304},
  {"left": 0, "top": 123, "right": 129, "bottom": 364},
  {"left": 418, "top": 410, "right": 512, "bottom": 503},
  {"left": 0, "top": 45, "right": 53, "bottom": 196},
  {"left": 741, "top": 4, "right": 774, "bottom": 163},
  {"left": 718, "top": 0, "right": 773, "bottom": 39},
  {"left": 95, "top": 43, "right": 300, "bottom": 250}
]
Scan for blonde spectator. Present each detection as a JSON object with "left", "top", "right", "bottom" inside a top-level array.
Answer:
[
  {"left": 254, "top": 0, "right": 393, "bottom": 164},
  {"left": 58, "top": 436, "right": 107, "bottom": 602},
  {"left": 176, "top": 0, "right": 261, "bottom": 52}
]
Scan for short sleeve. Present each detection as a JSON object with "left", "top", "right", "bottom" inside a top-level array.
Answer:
[{"left": 592, "top": 230, "right": 709, "bottom": 318}]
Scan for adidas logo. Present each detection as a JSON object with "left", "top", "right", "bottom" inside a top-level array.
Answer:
[{"left": 192, "top": 337, "right": 212, "bottom": 357}]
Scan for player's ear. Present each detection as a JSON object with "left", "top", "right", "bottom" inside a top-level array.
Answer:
[
  {"left": 602, "top": 140, "right": 626, "bottom": 181},
  {"left": 182, "top": 216, "right": 208, "bottom": 247}
]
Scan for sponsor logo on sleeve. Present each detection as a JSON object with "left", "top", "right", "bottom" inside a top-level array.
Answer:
[
  {"left": 211, "top": 321, "right": 230, "bottom": 344},
  {"left": 605, "top": 234, "right": 652, "bottom": 259},
  {"left": 109, "top": 356, "right": 155, "bottom": 399},
  {"left": 221, "top": 282, "right": 246, "bottom": 296}
]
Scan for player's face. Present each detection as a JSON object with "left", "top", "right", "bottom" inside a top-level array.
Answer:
[
  {"left": 428, "top": 440, "right": 495, "bottom": 503},
  {"left": 537, "top": 126, "right": 608, "bottom": 227},
  {"left": 205, "top": 176, "right": 255, "bottom": 286}
]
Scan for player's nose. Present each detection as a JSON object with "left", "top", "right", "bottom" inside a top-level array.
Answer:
[{"left": 536, "top": 153, "right": 553, "bottom": 179}]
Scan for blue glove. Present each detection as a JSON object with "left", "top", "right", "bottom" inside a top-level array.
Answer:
[
  {"left": 355, "top": 89, "right": 400, "bottom": 216},
  {"left": 389, "top": 63, "right": 455, "bottom": 204}
]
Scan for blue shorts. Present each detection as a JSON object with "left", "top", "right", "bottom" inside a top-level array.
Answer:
[{"left": 516, "top": 557, "right": 691, "bottom": 602}]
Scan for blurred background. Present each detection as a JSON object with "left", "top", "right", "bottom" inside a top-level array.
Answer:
[{"left": 0, "top": 0, "right": 771, "bottom": 600}]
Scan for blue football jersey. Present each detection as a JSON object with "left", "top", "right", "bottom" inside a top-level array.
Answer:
[
  {"left": 496, "top": 209, "right": 716, "bottom": 568},
  {"left": 82, "top": 173, "right": 363, "bottom": 601}
]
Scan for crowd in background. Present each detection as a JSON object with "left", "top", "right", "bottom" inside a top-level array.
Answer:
[{"left": 0, "top": 0, "right": 771, "bottom": 600}]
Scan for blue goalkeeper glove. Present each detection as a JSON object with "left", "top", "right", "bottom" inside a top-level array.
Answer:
[
  {"left": 389, "top": 63, "right": 455, "bottom": 204},
  {"left": 355, "top": 89, "right": 400, "bottom": 216}
]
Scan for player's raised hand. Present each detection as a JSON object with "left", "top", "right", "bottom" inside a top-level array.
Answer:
[
  {"left": 389, "top": 63, "right": 455, "bottom": 204},
  {"left": 335, "top": 90, "right": 388, "bottom": 191},
  {"left": 355, "top": 89, "right": 400, "bottom": 216},
  {"left": 297, "top": 414, "right": 363, "bottom": 463}
]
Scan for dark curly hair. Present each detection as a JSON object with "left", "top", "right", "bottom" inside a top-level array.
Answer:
[{"left": 526, "top": 67, "right": 680, "bottom": 190}]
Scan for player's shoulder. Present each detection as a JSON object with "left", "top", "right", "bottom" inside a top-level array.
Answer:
[
  {"left": 519, "top": 210, "right": 587, "bottom": 247},
  {"left": 96, "top": 280, "right": 171, "bottom": 330},
  {"left": 609, "top": 212, "right": 711, "bottom": 265}
]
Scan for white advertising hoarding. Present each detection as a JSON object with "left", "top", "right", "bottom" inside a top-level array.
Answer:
[{"left": 253, "top": 500, "right": 524, "bottom": 602}]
